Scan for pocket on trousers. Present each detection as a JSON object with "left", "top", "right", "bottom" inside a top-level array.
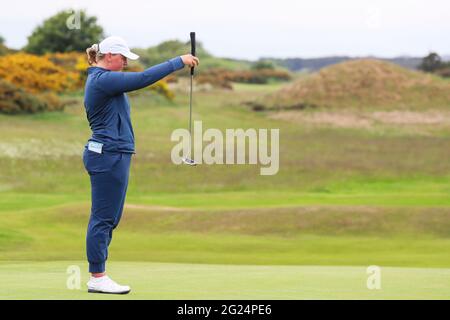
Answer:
[{"left": 83, "top": 149, "right": 122, "bottom": 174}]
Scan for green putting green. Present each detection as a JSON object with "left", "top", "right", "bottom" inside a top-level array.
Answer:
[{"left": 0, "top": 261, "right": 449, "bottom": 300}]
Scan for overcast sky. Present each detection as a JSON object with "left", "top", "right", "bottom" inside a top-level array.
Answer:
[{"left": 1, "top": 0, "right": 449, "bottom": 60}]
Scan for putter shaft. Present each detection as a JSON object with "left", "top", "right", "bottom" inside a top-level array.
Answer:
[{"left": 189, "top": 74, "right": 193, "bottom": 137}]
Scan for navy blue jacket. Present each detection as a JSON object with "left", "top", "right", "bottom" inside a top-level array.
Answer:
[{"left": 84, "top": 57, "right": 185, "bottom": 153}]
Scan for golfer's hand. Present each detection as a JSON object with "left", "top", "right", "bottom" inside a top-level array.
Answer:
[{"left": 181, "top": 54, "right": 200, "bottom": 68}]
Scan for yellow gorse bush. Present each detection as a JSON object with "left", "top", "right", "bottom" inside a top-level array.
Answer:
[
  {"left": 46, "top": 52, "right": 88, "bottom": 88},
  {"left": 149, "top": 80, "right": 175, "bottom": 101},
  {"left": 0, "top": 53, "right": 79, "bottom": 93},
  {"left": 44, "top": 51, "right": 175, "bottom": 100},
  {"left": 0, "top": 52, "right": 175, "bottom": 104},
  {"left": 0, "top": 79, "right": 64, "bottom": 114}
]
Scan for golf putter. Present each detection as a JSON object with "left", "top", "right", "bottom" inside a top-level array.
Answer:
[{"left": 182, "top": 32, "right": 197, "bottom": 166}]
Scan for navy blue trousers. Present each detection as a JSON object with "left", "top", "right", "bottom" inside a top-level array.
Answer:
[{"left": 83, "top": 149, "right": 132, "bottom": 273}]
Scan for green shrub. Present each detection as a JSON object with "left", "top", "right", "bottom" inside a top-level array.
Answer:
[
  {"left": 196, "top": 68, "right": 292, "bottom": 88},
  {"left": 436, "top": 67, "right": 450, "bottom": 78},
  {"left": 0, "top": 79, "right": 64, "bottom": 114},
  {"left": 251, "top": 60, "right": 276, "bottom": 70}
]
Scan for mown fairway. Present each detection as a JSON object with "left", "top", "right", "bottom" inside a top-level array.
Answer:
[{"left": 0, "top": 82, "right": 449, "bottom": 298}]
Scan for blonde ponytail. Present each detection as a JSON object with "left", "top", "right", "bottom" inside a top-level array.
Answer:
[{"left": 86, "top": 44, "right": 104, "bottom": 66}]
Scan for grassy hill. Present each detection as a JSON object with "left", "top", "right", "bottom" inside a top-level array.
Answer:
[{"left": 252, "top": 59, "right": 450, "bottom": 111}]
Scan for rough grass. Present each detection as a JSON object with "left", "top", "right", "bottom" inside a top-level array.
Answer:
[{"left": 270, "top": 109, "right": 450, "bottom": 137}]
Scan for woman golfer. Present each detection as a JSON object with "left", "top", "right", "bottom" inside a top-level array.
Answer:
[{"left": 83, "top": 36, "right": 199, "bottom": 294}]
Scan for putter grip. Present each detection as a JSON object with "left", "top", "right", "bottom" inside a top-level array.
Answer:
[{"left": 190, "top": 32, "right": 196, "bottom": 75}]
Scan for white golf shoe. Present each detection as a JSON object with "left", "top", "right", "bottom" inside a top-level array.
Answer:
[{"left": 87, "top": 275, "right": 131, "bottom": 294}]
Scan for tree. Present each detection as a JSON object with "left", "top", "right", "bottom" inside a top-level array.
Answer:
[
  {"left": 25, "top": 9, "right": 104, "bottom": 54},
  {"left": 251, "top": 60, "right": 276, "bottom": 70},
  {"left": 0, "top": 35, "right": 8, "bottom": 56},
  {"left": 419, "top": 52, "right": 442, "bottom": 72}
]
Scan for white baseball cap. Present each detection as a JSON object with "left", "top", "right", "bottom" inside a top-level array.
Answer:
[{"left": 99, "top": 36, "right": 139, "bottom": 60}]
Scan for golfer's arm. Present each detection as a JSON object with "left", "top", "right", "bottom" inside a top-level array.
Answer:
[{"left": 99, "top": 57, "right": 185, "bottom": 95}]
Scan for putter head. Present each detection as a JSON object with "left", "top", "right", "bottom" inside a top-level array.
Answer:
[{"left": 182, "top": 157, "right": 196, "bottom": 166}]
